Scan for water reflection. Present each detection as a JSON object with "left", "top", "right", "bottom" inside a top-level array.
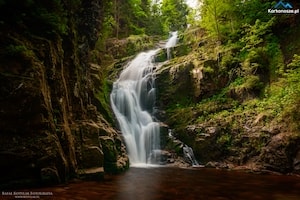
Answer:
[{"left": 5, "top": 167, "right": 300, "bottom": 200}]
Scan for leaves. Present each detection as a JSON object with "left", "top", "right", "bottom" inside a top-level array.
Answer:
[
  {"left": 240, "top": 18, "right": 275, "bottom": 52},
  {"left": 161, "top": 0, "right": 188, "bottom": 32}
]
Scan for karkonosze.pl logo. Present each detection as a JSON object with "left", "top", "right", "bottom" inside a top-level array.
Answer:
[{"left": 268, "top": 0, "right": 299, "bottom": 14}]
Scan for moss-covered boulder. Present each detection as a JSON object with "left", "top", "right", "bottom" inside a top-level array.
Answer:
[{"left": 100, "top": 136, "right": 129, "bottom": 173}]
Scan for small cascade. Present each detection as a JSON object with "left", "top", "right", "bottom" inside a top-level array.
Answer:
[
  {"left": 168, "top": 129, "right": 200, "bottom": 167},
  {"left": 183, "top": 145, "right": 200, "bottom": 166},
  {"left": 165, "top": 31, "right": 178, "bottom": 59}
]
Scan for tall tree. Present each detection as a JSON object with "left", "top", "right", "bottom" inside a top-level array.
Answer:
[
  {"left": 161, "top": 0, "right": 188, "bottom": 32},
  {"left": 145, "top": 1, "right": 165, "bottom": 35},
  {"left": 200, "top": 0, "right": 235, "bottom": 41},
  {"left": 200, "top": 0, "right": 273, "bottom": 41},
  {"left": 112, "top": 0, "right": 149, "bottom": 38}
]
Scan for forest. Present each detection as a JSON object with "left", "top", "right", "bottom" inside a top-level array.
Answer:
[{"left": 92, "top": 0, "right": 300, "bottom": 172}]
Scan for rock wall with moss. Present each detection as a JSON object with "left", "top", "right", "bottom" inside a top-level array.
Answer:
[
  {"left": 156, "top": 24, "right": 300, "bottom": 174},
  {"left": 0, "top": 0, "right": 129, "bottom": 188}
]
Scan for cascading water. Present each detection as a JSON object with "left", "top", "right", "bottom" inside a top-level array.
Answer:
[
  {"left": 110, "top": 50, "right": 160, "bottom": 165},
  {"left": 165, "top": 31, "right": 178, "bottom": 59},
  {"left": 183, "top": 145, "right": 200, "bottom": 166},
  {"left": 110, "top": 34, "right": 178, "bottom": 166}
]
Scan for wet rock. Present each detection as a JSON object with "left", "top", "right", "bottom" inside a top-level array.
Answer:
[
  {"left": 198, "top": 40, "right": 207, "bottom": 47},
  {"left": 184, "top": 124, "right": 223, "bottom": 163},
  {"left": 100, "top": 136, "right": 129, "bottom": 173},
  {"left": 80, "top": 146, "right": 104, "bottom": 169},
  {"left": 156, "top": 61, "right": 195, "bottom": 109},
  {"left": 293, "top": 150, "right": 300, "bottom": 173},
  {"left": 105, "top": 35, "right": 154, "bottom": 59},
  {"left": 183, "top": 145, "right": 199, "bottom": 166},
  {"left": 100, "top": 136, "right": 118, "bottom": 163},
  {"left": 0, "top": 0, "right": 130, "bottom": 187},
  {"left": 40, "top": 167, "right": 61, "bottom": 185},
  {"left": 154, "top": 49, "right": 168, "bottom": 62},
  {"left": 259, "top": 132, "right": 300, "bottom": 173},
  {"left": 148, "top": 150, "right": 172, "bottom": 164},
  {"left": 205, "top": 161, "right": 229, "bottom": 169},
  {"left": 78, "top": 167, "right": 104, "bottom": 181}
]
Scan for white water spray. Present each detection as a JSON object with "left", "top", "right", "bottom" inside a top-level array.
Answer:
[
  {"left": 110, "top": 33, "right": 178, "bottom": 166},
  {"left": 110, "top": 50, "right": 161, "bottom": 165},
  {"left": 165, "top": 31, "right": 178, "bottom": 59}
]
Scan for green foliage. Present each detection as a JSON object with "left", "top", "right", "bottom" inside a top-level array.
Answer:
[
  {"left": 163, "top": 0, "right": 300, "bottom": 162},
  {"left": 237, "top": 75, "right": 263, "bottom": 91},
  {"left": 5, "top": 44, "right": 34, "bottom": 59},
  {"left": 33, "top": 5, "right": 68, "bottom": 35},
  {"left": 265, "top": 36, "right": 284, "bottom": 78},
  {"left": 0, "top": 0, "right": 68, "bottom": 36},
  {"left": 95, "top": 79, "right": 114, "bottom": 123},
  {"left": 203, "top": 65, "right": 214, "bottom": 74},
  {"left": 109, "top": 0, "right": 188, "bottom": 37},
  {"left": 217, "top": 133, "right": 232, "bottom": 148},
  {"left": 287, "top": 54, "right": 300, "bottom": 70},
  {"left": 146, "top": 2, "right": 165, "bottom": 35},
  {"left": 280, "top": 68, "right": 300, "bottom": 131},
  {"left": 240, "top": 18, "right": 274, "bottom": 52},
  {"left": 200, "top": 0, "right": 273, "bottom": 41},
  {"left": 200, "top": 0, "right": 228, "bottom": 40},
  {"left": 161, "top": 0, "right": 188, "bottom": 32},
  {"left": 6, "top": 45, "right": 28, "bottom": 56},
  {"left": 112, "top": 0, "right": 149, "bottom": 38},
  {"left": 97, "top": 15, "right": 115, "bottom": 51},
  {"left": 237, "top": 0, "right": 273, "bottom": 24}
]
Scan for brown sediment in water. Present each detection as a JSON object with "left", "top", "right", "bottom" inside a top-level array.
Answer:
[{"left": 2, "top": 167, "right": 300, "bottom": 200}]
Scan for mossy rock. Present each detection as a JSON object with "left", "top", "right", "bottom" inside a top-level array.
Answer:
[
  {"left": 100, "top": 136, "right": 118, "bottom": 163},
  {"left": 80, "top": 146, "right": 104, "bottom": 169},
  {"left": 154, "top": 49, "right": 168, "bottom": 62}
]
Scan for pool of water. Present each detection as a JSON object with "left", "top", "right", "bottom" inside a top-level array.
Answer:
[{"left": 2, "top": 167, "right": 300, "bottom": 200}]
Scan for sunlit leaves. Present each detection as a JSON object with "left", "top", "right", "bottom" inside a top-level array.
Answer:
[{"left": 161, "top": 0, "right": 188, "bottom": 32}]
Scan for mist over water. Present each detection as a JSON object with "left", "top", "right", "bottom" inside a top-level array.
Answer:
[{"left": 165, "top": 31, "right": 178, "bottom": 59}]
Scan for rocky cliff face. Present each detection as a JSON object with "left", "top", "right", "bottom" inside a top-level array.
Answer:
[{"left": 0, "top": 0, "right": 128, "bottom": 188}]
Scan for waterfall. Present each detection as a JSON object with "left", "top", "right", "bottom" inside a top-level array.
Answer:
[
  {"left": 165, "top": 31, "right": 178, "bottom": 59},
  {"left": 183, "top": 145, "right": 200, "bottom": 167},
  {"left": 110, "top": 33, "right": 179, "bottom": 166},
  {"left": 110, "top": 49, "right": 161, "bottom": 165},
  {"left": 169, "top": 129, "right": 201, "bottom": 167}
]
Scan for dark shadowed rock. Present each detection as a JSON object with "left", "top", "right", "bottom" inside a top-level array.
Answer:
[
  {"left": 259, "top": 132, "right": 300, "bottom": 173},
  {"left": 0, "top": 0, "right": 129, "bottom": 187},
  {"left": 40, "top": 167, "right": 61, "bottom": 185}
]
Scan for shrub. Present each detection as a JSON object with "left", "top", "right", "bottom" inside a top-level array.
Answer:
[{"left": 287, "top": 54, "right": 300, "bottom": 70}]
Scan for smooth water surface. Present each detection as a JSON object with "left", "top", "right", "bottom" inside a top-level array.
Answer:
[{"left": 7, "top": 167, "right": 300, "bottom": 200}]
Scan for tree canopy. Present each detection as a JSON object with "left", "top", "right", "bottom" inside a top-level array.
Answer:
[{"left": 101, "top": 0, "right": 189, "bottom": 38}]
